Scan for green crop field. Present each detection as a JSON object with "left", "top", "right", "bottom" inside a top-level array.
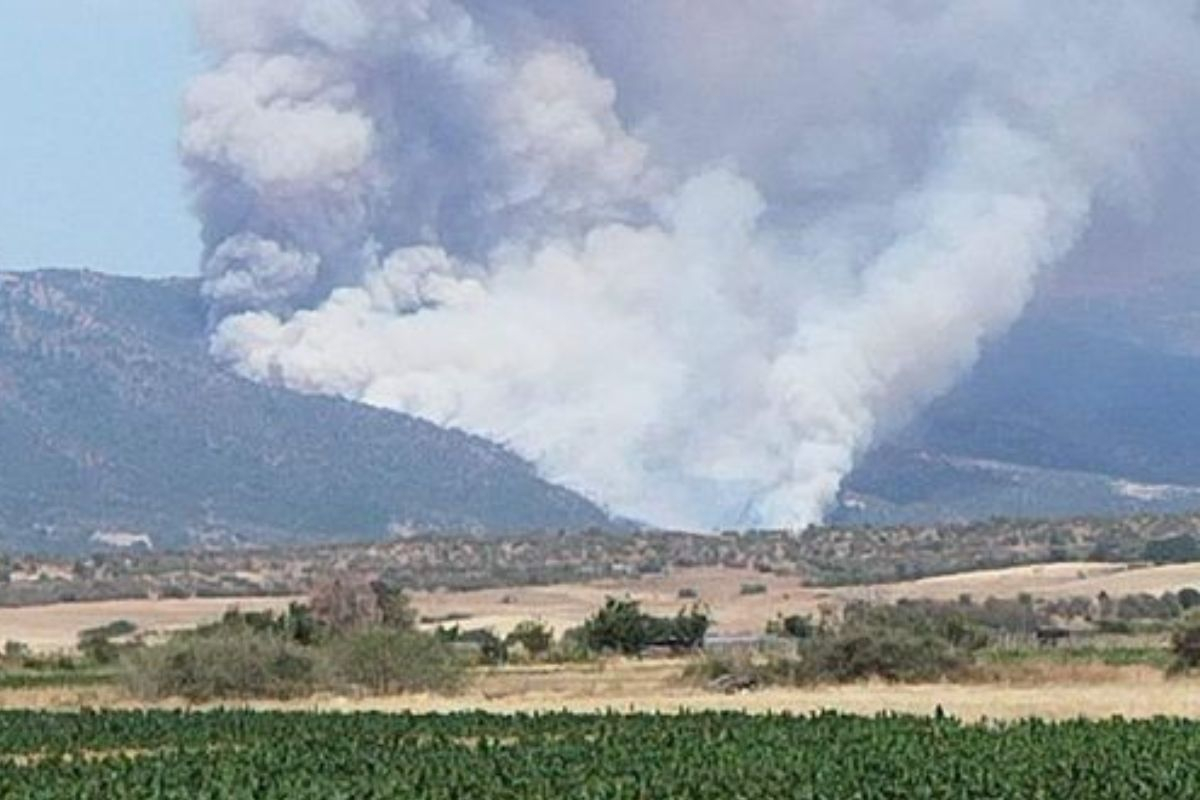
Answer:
[{"left": 1, "top": 709, "right": 1198, "bottom": 798}]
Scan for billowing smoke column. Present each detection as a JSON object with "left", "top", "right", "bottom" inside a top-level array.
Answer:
[{"left": 186, "top": 0, "right": 1200, "bottom": 529}]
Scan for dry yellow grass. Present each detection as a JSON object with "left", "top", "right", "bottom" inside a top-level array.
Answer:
[
  {"left": 410, "top": 561, "right": 1200, "bottom": 638},
  {"left": 7, "top": 559, "right": 1200, "bottom": 653},
  {"left": 0, "top": 596, "right": 302, "bottom": 653},
  {"left": 4, "top": 659, "right": 1200, "bottom": 722},
  {"left": 1, "top": 559, "right": 1197, "bottom": 722}
]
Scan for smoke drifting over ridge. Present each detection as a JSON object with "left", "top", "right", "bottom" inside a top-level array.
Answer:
[{"left": 187, "top": 1, "right": 1200, "bottom": 529}]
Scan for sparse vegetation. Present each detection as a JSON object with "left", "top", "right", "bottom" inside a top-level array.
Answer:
[
  {"left": 11, "top": 511, "right": 1200, "bottom": 608},
  {"left": 766, "top": 613, "right": 814, "bottom": 640},
  {"left": 1169, "top": 617, "right": 1200, "bottom": 674},
  {"left": 124, "top": 628, "right": 323, "bottom": 702},
  {"left": 435, "top": 626, "right": 508, "bottom": 665},
  {"left": 505, "top": 620, "right": 554, "bottom": 659},
  {"left": 332, "top": 628, "right": 464, "bottom": 695},
  {"left": 125, "top": 583, "right": 464, "bottom": 701},
  {"left": 697, "top": 592, "right": 1193, "bottom": 688},
  {"left": 3, "top": 640, "right": 28, "bottom": 660}
]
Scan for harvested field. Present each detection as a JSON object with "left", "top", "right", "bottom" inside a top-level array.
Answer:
[
  {"left": 409, "top": 561, "right": 1200, "bottom": 637},
  {"left": 5, "top": 560, "right": 1200, "bottom": 652},
  {"left": 0, "top": 596, "right": 302, "bottom": 652}
]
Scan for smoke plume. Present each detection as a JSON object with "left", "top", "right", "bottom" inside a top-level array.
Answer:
[{"left": 186, "top": 1, "right": 1200, "bottom": 529}]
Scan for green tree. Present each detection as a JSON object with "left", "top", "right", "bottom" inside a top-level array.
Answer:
[
  {"left": 582, "top": 599, "right": 709, "bottom": 655},
  {"left": 1144, "top": 534, "right": 1200, "bottom": 564},
  {"left": 583, "top": 598, "right": 650, "bottom": 655},
  {"left": 1179, "top": 588, "right": 1200, "bottom": 610},
  {"left": 371, "top": 581, "right": 417, "bottom": 630}
]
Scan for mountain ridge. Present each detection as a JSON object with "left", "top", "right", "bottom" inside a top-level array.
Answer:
[
  {"left": 6, "top": 267, "right": 1200, "bottom": 553},
  {"left": 0, "top": 269, "right": 616, "bottom": 553}
]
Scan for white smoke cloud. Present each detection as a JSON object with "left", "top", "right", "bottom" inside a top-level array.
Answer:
[{"left": 188, "top": 0, "right": 1200, "bottom": 529}]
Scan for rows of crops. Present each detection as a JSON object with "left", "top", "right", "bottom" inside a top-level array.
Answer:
[{"left": 1, "top": 709, "right": 1197, "bottom": 798}]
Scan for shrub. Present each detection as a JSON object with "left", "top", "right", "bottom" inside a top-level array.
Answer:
[
  {"left": 1116, "top": 592, "right": 1182, "bottom": 621},
  {"left": 693, "top": 624, "right": 969, "bottom": 688},
  {"left": 1041, "top": 595, "right": 1095, "bottom": 621},
  {"left": 333, "top": 629, "right": 464, "bottom": 695},
  {"left": 724, "top": 601, "right": 984, "bottom": 687},
  {"left": 767, "top": 614, "right": 814, "bottom": 640},
  {"left": 677, "top": 587, "right": 699, "bottom": 600},
  {"left": 18, "top": 653, "right": 77, "bottom": 672},
  {"left": 207, "top": 603, "right": 325, "bottom": 646},
  {"left": 684, "top": 651, "right": 757, "bottom": 684},
  {"left": 1170, "top": 618, "right": 1200, "bottom": 674},
  {"left": 3, "top": 641, "right": 29, "bottom": 660},
  {"left": 1180, "top": 588, "right": 1200, "bottom": 610},
  {"left": 125, "top": 629, "right": 322, "bottom": 702},
  {"left": 739, "top": 583, "right": 768, "bottom": 596},
  {"left": 79, "top": 620, "right": 137, "bottom": 640},
  {"left": 435, "top": 626, "right": 507, "bottom": 665},
  {"left": 78, "top": 620, "right": 140, "bottom": 666},
  {"left": 843, "top": 600, "right": 991, "bottom": 651},
  {"left": 548, "top": 627, "right": 594, "bottom": 663},
  {"left": 78, "top": 635, "right": 121, "bottom": 666},
  {"left": 506, "top": 620, "right": 554, "bottom": 659},
  {"left": 373, "top": 582, "right": 418, "bottom": 630},
  {"left": 794, "top": 626, "right": 968, "bottom": 683},
  {"left": 651, "top": 605, "right": 711, "bottom": 650}
]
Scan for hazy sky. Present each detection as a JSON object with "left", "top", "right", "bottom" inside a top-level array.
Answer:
[{"left": 0, "top": 1, "right": 199, "bottom": 277}]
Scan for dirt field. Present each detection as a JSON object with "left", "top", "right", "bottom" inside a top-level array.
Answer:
[
  {"left": 410, "top": 561, "right": 1200, "bottom": 637},
  {"left": 5, "top": 560, "right": 1200, "bottom": 652},
  {"left": 4, "top": 659, "right": 1200, "bottom": 721},
  {"left": 0, "top": 596, "right": 303, "bottom": 652}
]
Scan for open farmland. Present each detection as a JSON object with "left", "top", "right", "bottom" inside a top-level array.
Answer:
[
  {"left": 411, "top": 561, "right": 1200, "bottom": 636},
  {"left": 0, "top": 596, "right": 302, "bottom": 653},
  {"left": 2, "top": 708, "right": 1200, "bottom": 799},
  {"left": 7, "top": 560, "right": 1200, "bottom": 651}
]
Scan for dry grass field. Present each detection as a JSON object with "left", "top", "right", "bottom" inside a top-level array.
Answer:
[
  {"left": 5, "top": 560, "right": 1200, "bottom": 652},
  {"left": 0, "top": 596, "right": 303, "bottom": 652},
  {"left": 3, "top": 557, "right": 1200, "bottom": 720},
  {"left": 3, "top": 658, "right": 1200, "bottom": 722},
  {"left": 409, "top": 560, "right": 1200, "bottom": 637}
]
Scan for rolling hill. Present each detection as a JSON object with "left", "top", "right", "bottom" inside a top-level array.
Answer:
[
  {"left": 0, "top": 270, "right": 615, "bottom": 553},
  {"left": 5, "top": 268, "right": 1200, "bottom": 550},
  {"left": 839, "top": 316, "right": 1200, "bottom": 523}
]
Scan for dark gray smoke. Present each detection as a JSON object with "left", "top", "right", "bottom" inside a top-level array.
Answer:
[{"left": 186, "top": 0, "right": 1200, "bottom": 528}]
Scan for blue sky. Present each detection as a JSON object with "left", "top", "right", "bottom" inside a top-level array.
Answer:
[{"left": 0, "top": 1, "right": 200, "bottom": 277}]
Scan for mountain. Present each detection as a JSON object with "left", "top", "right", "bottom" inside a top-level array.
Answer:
[
  {"left": 838, "top": 316, "right": 1200, "bottom": 524},
  {"left": 6, "top": 269, "right": 1200, "bottom": 548},
  {"left": 0, "top": 270, "right": 615, "bottom": 553}
]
